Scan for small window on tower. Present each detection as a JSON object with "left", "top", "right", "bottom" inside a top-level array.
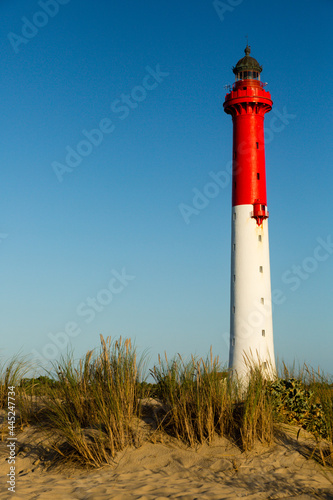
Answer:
[
  {"left": 232, "top": 338, "right": 235, "bottom": 346},
  {"left": 233, "top": 243, "right": 235, "bottom": 251},
  {"left": 256, "top": 142, "right": 259, "bottom": 149},
  {"left": 262, "top": 361, "right": 267, "bottom": 369},
  {"left": 259, "top": 266, "right": 263, "bottom": 273},
  {"left": 258, "top": 235, "right": 262, "bottom": 242},
  {"left": 257, "top": 173, "right": 260, "bottom": 180},
  {"left": 262, "top": 330, "right": 266, "bottom": 337},
  {"left": 233, "top": 275, "right": 236, "bottom": 282},
  {"left": 233, "top": 306, "right": 235, "bottom": 313},
  {"left": 261, "top": 204, "right": 265, "bottom": 210},
  {"left": 233, "top": 212, "right": 236, "bottom": 220},
  {"left": 261, "top": 298, "right": 264, "bottom": 304}
]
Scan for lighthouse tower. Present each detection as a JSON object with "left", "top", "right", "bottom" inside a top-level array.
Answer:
[{"left": 223, "top": 46, "right": 276, "bottom": 379}]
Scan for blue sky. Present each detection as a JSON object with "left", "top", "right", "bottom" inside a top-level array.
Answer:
[{"left": 1, "top": 0, "right": 332, "bottom": 376}]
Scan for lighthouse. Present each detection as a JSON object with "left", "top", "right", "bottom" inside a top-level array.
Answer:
[{"left": 223, "top": 45, "right": 276, "bottom": 379}]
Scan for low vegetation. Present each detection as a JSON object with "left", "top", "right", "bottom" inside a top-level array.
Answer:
[
  {"left": 150, "top": 351, "right": 274, "bottom": 451},
  {"left": 0, "top": 338, "right": 332, "bottom": 468},
  {"left": 150, "top": 350, "right": 233, "bottom": 446},
  {"left": 268, "top": 365, "right": 333, "bottom": 466},
  {"left": 39, "top": 336, "right": 145, "bottom": 467}
]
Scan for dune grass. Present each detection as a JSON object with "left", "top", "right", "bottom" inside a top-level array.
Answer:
[
  {"left": 1, "top": 340, "right": 332, "bottom": 468},
  {"left": 150, "top": 350, "right": 274, "bottom": 450},
  {"left": 150, "top": 349, "right": 232, "bottom": 446},
  {"left": 31, "top": 336, "right": 145, "bottom": 467},
  {"left": 237, "top": 363, "right": 274, "bottom": 450},
  {"left": 0, "top": 355, "right": 30, "bottom": 410}
]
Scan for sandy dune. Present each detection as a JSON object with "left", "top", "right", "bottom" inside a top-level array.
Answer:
[{"left": 1, "top": 422, "right": 333, "bottom": 500}]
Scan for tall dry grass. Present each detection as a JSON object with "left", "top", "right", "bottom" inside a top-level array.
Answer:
[
  {"left": 151, "top": 350, "right": 274, "bottom": 450},
  {"left": 0, "top": 355, "right": 33, "bottom": 438},
  {"left": 151, "top": 349, "right": 232, "bottom": 446},
  {"left": 36, "top": 335, "right": 145, "bottom": 467},
  {"left": 0, "top": 355, "right": 30, "bottom": 409},
  {"left": 0, "top": 343, "right": 331, "bottom": 469},
  {"left": 236, "top": 364, "right": 273, "bottom": 450}
]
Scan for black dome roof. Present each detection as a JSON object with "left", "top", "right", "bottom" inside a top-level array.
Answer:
[{"left": 232, "top": 45, "right": 263, "bottom": 75}]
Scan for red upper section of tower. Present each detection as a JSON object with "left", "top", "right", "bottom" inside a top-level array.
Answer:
[{"left": 223, "top": 47, "right": 272, "bottom": 221}]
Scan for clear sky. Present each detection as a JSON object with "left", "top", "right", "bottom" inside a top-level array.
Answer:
[{"left": 1, "top": 0, "right": 332, "bottom": 376}]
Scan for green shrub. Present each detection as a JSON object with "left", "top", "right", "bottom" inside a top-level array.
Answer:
[{"left": 268, "top": 377, "right": 328, "bottom": 438}]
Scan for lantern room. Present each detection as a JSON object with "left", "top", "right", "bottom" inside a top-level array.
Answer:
[{"left": 232, "top": 45, "right": 263, "bottom": 82}]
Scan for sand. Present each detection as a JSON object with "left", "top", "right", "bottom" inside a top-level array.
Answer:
[{"left": 0, "top": 422, "right": 332, "bottom": 499}]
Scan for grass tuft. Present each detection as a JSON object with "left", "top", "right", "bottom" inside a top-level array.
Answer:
[
  {"left": 150, "top": 349, "right": 232, "bottom": 446},
  {"left": 36, "top": 335, "right": 145, "bottom": 467}
]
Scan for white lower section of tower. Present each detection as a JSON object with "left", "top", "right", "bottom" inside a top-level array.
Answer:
[{"left": 229, "top": 204, "right": 276, "bottom": 379}]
